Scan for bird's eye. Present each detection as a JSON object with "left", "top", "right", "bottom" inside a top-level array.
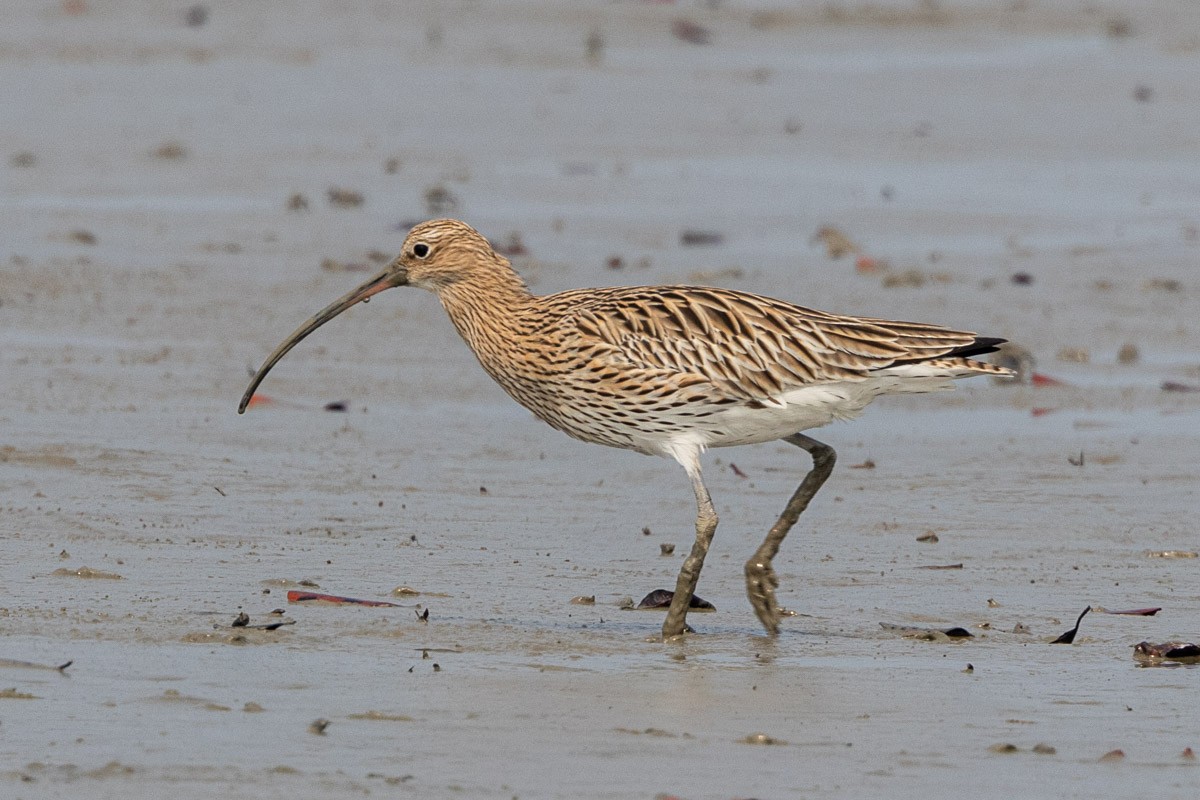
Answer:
[{"left": 412, "top": 243, "right": 430, "bottom": 258}]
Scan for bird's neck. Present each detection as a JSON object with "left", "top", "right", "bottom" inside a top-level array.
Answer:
[{"left": 436, "top": 260, "right": 536, "bottom": 354}]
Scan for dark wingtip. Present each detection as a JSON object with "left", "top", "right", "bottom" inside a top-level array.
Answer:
[{"left": 947, "top": 336, "right": 1007, "bottom": 359}]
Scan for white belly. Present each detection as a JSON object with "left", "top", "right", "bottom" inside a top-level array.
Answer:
[{"left": 633, "top": 374, "right": 956, "bottom": 458}]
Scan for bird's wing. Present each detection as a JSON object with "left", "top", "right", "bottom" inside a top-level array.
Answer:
[{"left": 557, "top": 286, "right": 982, "bottom": 404}]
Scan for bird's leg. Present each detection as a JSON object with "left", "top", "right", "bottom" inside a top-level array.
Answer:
[
  {"left": 662, "top": 459, "right": 718, "bottom": 639},
  {"left": 745, "top": 433, "right": 836, "bottom": 635}
]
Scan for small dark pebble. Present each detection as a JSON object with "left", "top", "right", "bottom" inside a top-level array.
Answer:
[
  {"left": 636, "top": 589, "right": 715, "bottom": 610},
  {"left": 1162, "top": 381, "right": 1200, "bottom": 393},
  {"left": 327, "top": 188, "right": 364, "bottom": 208},
  {"left": 680, "top": 229, "right": 724, "bottom": 247},
  {"left": 424, "top": 185, "right": 458, "bottom": 215},
  {"left": 323, "top": 400, "right": 348, "bottom": 412},
  {"left": 1010, "top": 272, "right": 1034, "bottom": 285},
  {"left": 671, "top": 19, "right": 711, "bottom": 45},
  {"left": 154, "top": 141, "right": 187, "bottom": 160},
  {"left": 1106, "top": 17, "right": 1133, "bottom": 38},
  {"left": 185, "top": 4, "right": 208, "bottom": 27},
  {"left": 494, "top": 233, "right": 527, "bottom": 257}
]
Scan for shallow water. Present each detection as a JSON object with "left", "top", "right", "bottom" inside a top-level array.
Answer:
[{"left": 3, "top": 1, "right": 1200, "bottom": 798}]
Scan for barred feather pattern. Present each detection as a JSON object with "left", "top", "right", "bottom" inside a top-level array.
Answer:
[{"left": 414, "top": 220, "right": 1011, "bottom": 458}]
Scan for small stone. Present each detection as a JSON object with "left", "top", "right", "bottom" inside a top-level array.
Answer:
[
  {"left": 327, "top": 188, "right": 364, "bottom": 208},
  {"left": 1105, "top": 17, "right": 1132, "bottom": 38},
  {"left": 424, "top": 184, "right": 458, "bottom": 215},
  {"left": 1143, "top": 277, "right": 1181, "bottom": 292},
  {"left": 671, "top": 19, "right": 711, "bottom": 45},
  {"left": 1116, "top": 343, "right": 1139, "bottom": 365},
  {"left": 185, "top": 4, "right": 208, "bottom": 27},
  {"left": 1032, "top": 743, "right": 1057, "bottom": 755},
  {"left": 659, "top": 543, "right": 675, "bottom": 556},
  {"left": 585, "top": 28, "right": 604, "bottom": 66},
  {"left": 989, "top": 743, "right": 1019, "bottom": 754},
  {"left": 742, "top": 732, "right": 785, "bottom": 745},
  {"left": 153, "top": 141, "right": 187, "bottom": 160},
  {"left": 308, "top": 718, "right": 330, "bottom": 735},
  {"left": 1056, "top": 347, "right": 1090, "bottom": 364}
]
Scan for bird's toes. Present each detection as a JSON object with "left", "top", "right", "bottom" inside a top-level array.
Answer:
[{"left": 745, "top": 557, "right": 781, "bottom": 635}]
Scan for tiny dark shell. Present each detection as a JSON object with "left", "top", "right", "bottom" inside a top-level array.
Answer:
[
  {"left": 1134, "top": 641, "right": 1200, "bottom": 661},
  {"left": 637, "top": 589, "right": 715, "bottom": 610}
]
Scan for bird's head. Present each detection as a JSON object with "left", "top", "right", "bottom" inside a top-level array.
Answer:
[{"left": 395, "top": 218, "right": 507, "bottom": 290}]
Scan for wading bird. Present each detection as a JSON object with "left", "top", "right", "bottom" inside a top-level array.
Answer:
[{"left": 240, "top": 219, "right": 1011, "bottom": 638}]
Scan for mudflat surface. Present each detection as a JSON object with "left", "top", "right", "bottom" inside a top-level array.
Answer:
[{"left": 2, "top": 2, "right": 1199, "bottom": 798}]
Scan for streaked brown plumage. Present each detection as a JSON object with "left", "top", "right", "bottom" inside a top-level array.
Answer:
[{"left": 241, "top": 219, "right": 1012, "bottom": 638}]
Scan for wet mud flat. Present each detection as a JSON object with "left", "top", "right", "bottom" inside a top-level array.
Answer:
[{"left": 3, "top": 1, "right": 1200, "bottom": 798}]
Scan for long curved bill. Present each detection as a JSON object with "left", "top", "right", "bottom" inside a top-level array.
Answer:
[{"left": 239, "top": 268, "right": 406, "bottom": 414}]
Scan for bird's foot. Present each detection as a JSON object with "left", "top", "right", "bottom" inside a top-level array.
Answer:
[
  {"left": 744, "top": 556, "right": 780, "bottom": 635},
  {"left": 661, "top": 596, "right": 696, "bottom": 639},
  {"left": 660, "top": 621, "right": 695, "bottom": 641}
]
